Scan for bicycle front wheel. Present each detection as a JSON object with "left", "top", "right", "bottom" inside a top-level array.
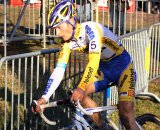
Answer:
[{"left": 136, "top": 113, "right": 160, "bottom": 129}]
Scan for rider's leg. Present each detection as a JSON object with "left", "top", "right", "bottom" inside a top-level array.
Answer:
[
  {"left": 116, "top": 57, "right": 139, "bottom": 130},
  {"left": 118, "top": 101, "right": 139, "bottom": 130},
  {"left": 81, "top": 95, "right": 106, "bottom": 128},
  {"left": 80, "top": 82, "right": 107, "bottom": 129},
  {"left": 118, "top": 72, "right": 140, "bottom": 130}
]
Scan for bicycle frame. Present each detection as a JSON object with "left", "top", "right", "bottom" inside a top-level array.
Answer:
[{"left": 73, "top": 105, "right": 119, "bottom": 130}]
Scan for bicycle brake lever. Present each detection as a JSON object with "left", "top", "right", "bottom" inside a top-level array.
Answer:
[{"left": 31, "top": 100, "right": 38, "bottom": 114}]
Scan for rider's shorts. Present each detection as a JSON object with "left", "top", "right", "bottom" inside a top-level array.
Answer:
[{"left": 94, "top": 50, "right": 136, "bottom": 102}]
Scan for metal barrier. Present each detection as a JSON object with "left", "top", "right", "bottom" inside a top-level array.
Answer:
[
  {"left": 0, "top": 0, "right": 160, "bottom": 127},
  {"left": 0, "top": 49, "right": 86, "bottom": 130},
  {"left": 0, "top": 0, "right": 160, "bottom": 57},
  {"left": 0, "top": 24, "right": 160, "bottom": 129},
  {"left": 137, "top": 23, "right": 160, "bottom": 102},
  {"left": 149, "top": 23, "right": 160, "bottom": 81}
]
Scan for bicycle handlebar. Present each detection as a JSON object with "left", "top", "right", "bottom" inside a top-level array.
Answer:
[
  {"left": 31, "top": 96, "right": 73, "bottom": 125},
  {"left": 31, "top": 100, "right": 58, "bottom": 125},
  {"left": 31, "top": 91, "right": 117, "bottom": 125}
]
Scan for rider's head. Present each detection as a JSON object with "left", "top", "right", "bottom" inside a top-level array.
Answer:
[{"left": 48, "top": 0, "right": 77, "bottom": 41}]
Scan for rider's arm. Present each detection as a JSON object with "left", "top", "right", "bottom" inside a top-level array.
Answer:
[
  {"left": 78, "top": 25, "right": 102, "bottom": 91},
  {"left": 42, "top": 43, "right": 71, "bottom": 102}
]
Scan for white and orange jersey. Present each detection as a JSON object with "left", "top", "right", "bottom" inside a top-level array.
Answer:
[{"left": 42, "top": 21, "right": 125, "bottom": 101}]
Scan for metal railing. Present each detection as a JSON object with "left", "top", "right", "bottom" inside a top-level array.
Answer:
[
  {"left": 0, "top": 0, "right": 160, "bottom": 127},
  {"left": 0, "top": 0, "right": 160, "bottom": 57},
  {"left": 149, "top": 23, "right": 160, "bottom": 81},
  {"left": 0, "top": 23, "right": 160, "bottom": 129},
  {"left": 136, "top": 23, "right": 160, "bottom": 102},
  {"left": 0, "top": 49, "right": 87, "bottom": 130}
]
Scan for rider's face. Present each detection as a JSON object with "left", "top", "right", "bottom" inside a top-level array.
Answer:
[{"left": 55, "top": 21, "right": 73, "bottom": 41}]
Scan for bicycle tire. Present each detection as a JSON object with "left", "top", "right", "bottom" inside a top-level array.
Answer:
[{"left": 136, "top": 113, "right": 160, "bottom": 129}]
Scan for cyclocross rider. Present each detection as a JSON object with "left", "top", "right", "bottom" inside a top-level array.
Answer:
[{"left": 32, "top": 0, "right": 139, "bottom": 129}]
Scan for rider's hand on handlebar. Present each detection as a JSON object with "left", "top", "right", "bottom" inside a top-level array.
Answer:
[
  {"left": 71, "top": 87, "right": 85, "bottom": 104},
  {"left": 31, "top": 97, "right": 46, "bottom": 114}
]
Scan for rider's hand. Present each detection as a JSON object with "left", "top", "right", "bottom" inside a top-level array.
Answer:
[
  {"left": 31, "top": 97, "right": 46, "bottom": 113},
  {"left": 71, "top": 87, "right": 85, "bottom": 103}
]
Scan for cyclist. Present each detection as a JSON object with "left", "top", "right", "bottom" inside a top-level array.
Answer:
[{"left": 32, "top": 0, "right": 139, "bottom": 129}]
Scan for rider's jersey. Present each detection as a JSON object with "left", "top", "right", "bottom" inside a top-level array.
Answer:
[{"left": 42, "top": 21, "right": 125, "bottom": 101}]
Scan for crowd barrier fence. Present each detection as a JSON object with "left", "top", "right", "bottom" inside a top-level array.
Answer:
[
  {"left": 0, "top": 23, "right": 159, "bottom": 129},
  {"left": 0, "top": 0, "right": 160, "bottom": 57}
]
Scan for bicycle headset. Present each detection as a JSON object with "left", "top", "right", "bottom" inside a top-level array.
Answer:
[{"left": 48, "top": 0, "right": 77, "bottom": 39}]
